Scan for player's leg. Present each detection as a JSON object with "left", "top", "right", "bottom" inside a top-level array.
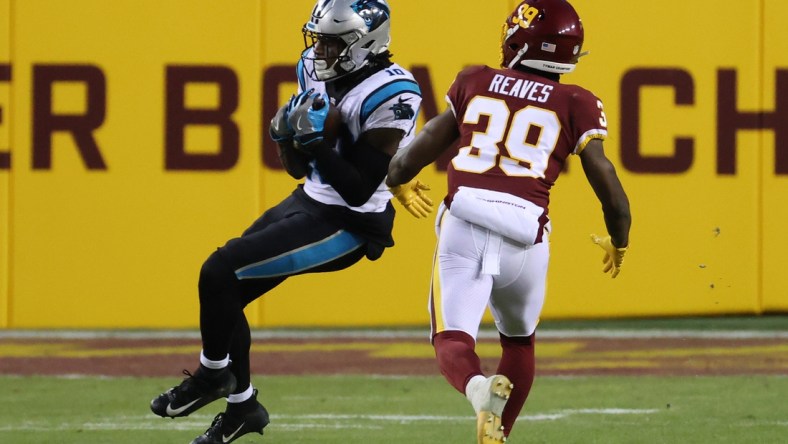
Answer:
[
  {"left": 187, "top": 252, "right": 348, "bottom": 444},
  {"left": 149, "top": 248, "right": 244, "bottom": 419},
  {"left": 152, "top": 193, "right": 364, "bottom": 419},
  {"left": 197, "top": 193, "right": 304, "bottom": 363},
  {"left": 149, "top": 237, "right": 286, "bottom": 419},
  {"left": 199, "top": 192, "right": 365, "bottom": 360},
  {"left": 188, "top": 313, "right": 270, "bottom": 444},
  {"left": 431, "top": 212, "right": 491, "bottom": 390},
  {"left": 487, "top": 237, "right": 549, "bottom": 438},
  {"left": 430, "top": 212, "right": 515, "bottom": 443},
  {"left": 495, "top": 332, "right": 535, "bottom": 438},
  {"left": 187, "top": 212, "right": 366, "bottom": 442}
]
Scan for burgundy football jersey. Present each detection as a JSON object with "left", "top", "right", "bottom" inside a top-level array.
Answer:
[{"left": 445, "top": 65, "right": 607, "bottom": 212}]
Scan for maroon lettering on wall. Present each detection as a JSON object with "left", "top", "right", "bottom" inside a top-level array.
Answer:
[
  {"left": 717, "top": 69, "right": 788, "bottom": 175},
  {"left": 411, "top": 65, "right": 459, "bottom": 172},
  {"left": 262, "top": 65, "right": 297, "bottom": 169},
  {"left": 620, "top": 68, "right": 694, "bottom": 173},
  {"left": 32, "top": 64, "right": 107, "bottom": 170},
  {"left": 0, "top": 64, "right": 10, "bottom": 170},
  {"left": 777, "top": 70, "right": 788, "bottom": 174},
  {"left": 165, "top": 66, "right": 239, "bottom": 171}
]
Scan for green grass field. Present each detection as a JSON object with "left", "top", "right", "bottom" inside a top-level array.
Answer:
[
  {"left": 0, "top": 374, "right": 786, "bottom": 443},
  {"left": 1, "top": 316, "right": 786, "bottom": 443}
]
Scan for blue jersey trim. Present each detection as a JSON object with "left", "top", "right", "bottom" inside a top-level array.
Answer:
[
  {"left": 234, "top": 230, "right": 364, "bottom": 279},
  {"left": 360, "top": 79, "right": 421, "bottom": 127},
  {"left": 296, "top": 57, "right": 307, "bottom": 92}
]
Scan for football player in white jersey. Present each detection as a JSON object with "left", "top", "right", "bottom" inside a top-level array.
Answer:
[
  {"left": 149, "top": 1, "right": 432, "bottom": 443},
  {"left": 387, "top": 0, "right": 631, "bottom": 442}
]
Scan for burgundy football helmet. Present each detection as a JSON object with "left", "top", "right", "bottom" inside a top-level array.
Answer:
[{"left": 500, "top": 0, "right": 586, "bottom": 74}]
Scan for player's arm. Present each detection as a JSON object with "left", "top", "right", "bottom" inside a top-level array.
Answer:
[
  {"left": 285, "top": 89, "right": 404, "bottom": 206},
  {"left": 269, "top": 91, "right": 311, "bottom": 179},
  {"left": 580, "top": 139, "right": 631, "bottom": 247},
  {"left": 309, "top": 127, "right": 402, "bottom": 207},
  {"left": 386, "top": 108, "right": 459, "bottom": 187},
  {"left": 276, "top": 140, "right": 311, "bottom": 179}
]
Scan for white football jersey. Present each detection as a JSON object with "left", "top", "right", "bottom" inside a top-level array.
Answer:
[{"left": 297, "top": 50, "right": 422, "bottom": 213}]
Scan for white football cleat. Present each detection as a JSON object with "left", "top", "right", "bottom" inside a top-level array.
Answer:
[{"left": 466, "top": 374, "right": 514, "bottom": 443}]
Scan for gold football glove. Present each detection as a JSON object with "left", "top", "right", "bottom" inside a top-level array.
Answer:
[
  {"left": 389, "top": 179, "right": 434, "bottom": 219},
  {"left": 591, "top": 234, "right": 628, "bottom": 278}
]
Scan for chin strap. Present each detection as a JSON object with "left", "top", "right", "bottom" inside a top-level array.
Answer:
[{"left": 507, "top": 43, "right": 529, "bottom": 69}]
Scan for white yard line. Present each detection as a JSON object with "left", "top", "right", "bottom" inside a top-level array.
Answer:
[{"left": 0, "top": 409, "right": 660, "bottom": 432}]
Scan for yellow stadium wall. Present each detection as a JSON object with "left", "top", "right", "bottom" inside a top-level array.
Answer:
[
  {"left": 0, "top": 0, "right": 8, "bottom": 328},
  {"left": 0, "top": 0, "right": 785, "bottom": 328}
]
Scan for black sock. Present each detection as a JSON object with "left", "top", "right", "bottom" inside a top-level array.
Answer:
[
  {"left": 196, "top": 364, "right": 227, "bottom": 379},
  {"left": 226, "top": 394, "right": 258, "bottom": 415}
]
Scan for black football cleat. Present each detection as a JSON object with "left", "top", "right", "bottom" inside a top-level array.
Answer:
[
  {"left": 150, "top": 367, "right": 237, "bottom": 418},
  {"left": 190, "top": 390, "right": 270, "bottom": 444}
]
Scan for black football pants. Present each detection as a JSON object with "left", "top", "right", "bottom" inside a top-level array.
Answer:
[{"left": 197, "top": 191, "right": 367, "bottom": 392}]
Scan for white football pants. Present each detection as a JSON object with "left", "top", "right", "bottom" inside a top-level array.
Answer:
[{"left": 430, "top": 208, "right": 549, "bottom": 340}]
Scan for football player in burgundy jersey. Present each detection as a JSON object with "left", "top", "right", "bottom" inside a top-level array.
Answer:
[
  {"left": 387, "top": 0, "right": 631, "bottom": 442},
  {"left": 149, "top": 2, "right": 432, "bottom": 444}
]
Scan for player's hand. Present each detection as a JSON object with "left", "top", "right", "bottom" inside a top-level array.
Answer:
[
  {"left": 591, "top": 234, "right": 628, "bottom": 278},
  {"left": 390, "top": 179, "right": 434, "bottom": 218},
  {"left": 287, "top": 89, "right": 329, "bottom": 148},
  {"left": 269, "top": 96, "right": 295, "bottom": 142}
]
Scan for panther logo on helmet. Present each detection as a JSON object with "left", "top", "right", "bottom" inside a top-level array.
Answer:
[
  {"left": 500, "top": 0, "right": 586, "bottom": 74},
  {"left": 351, "top": 0, "right": 390, "bottom": 30}
]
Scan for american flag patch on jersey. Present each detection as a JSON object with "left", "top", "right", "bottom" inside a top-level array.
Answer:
[{"left": 541, "top": 42, "right": 556, "bottom": 52}]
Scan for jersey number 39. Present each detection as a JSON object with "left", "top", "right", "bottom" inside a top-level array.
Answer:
[{"left": 452, "top": 96, "right": 559, "bottom": 179}]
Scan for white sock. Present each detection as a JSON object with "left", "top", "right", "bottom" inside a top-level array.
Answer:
[
  {"left": 465, "top": 375, "right": 487, "bottom": 413},
  {"left": 227, "top": 384, "right": 254, "bottom": 403},
  {"left": 200, "top": 350, "right": 230, "bottom": 369}
]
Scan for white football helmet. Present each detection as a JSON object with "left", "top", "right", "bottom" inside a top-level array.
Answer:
[{"left": 302, "top": 0, "right": 392, "bottom": 81}]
